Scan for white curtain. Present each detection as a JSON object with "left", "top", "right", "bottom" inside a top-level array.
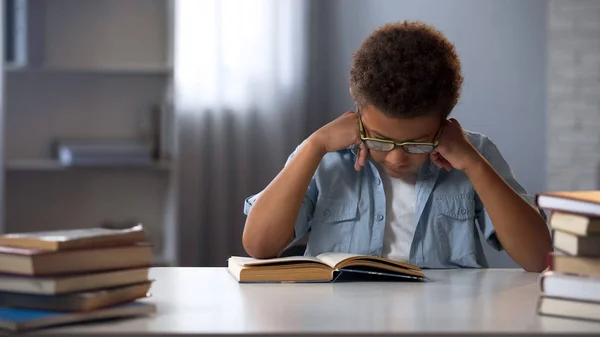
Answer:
[{"left": 173, "top": 0, "right": 309, "bottom": 266}]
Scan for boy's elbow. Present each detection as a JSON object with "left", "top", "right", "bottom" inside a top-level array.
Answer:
[
  {"left": 522, "top": 261, "right": 548, "bottom": 273},
  {"left": 522, "top": 247, "right": 552, "bottom": 273},
  {"left": 242, "top": 235, "right": 277, "bottom": 259},
  {"left": 242, "top": 222, "right": 283, "bottom": 259}
]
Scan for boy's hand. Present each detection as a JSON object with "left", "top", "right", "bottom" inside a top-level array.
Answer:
[
  {"left": 430, "top": 118, "right": 482, "bottom": 172},
  {"left": 308, "top": 111, "right": 369, "bottom": 171}
]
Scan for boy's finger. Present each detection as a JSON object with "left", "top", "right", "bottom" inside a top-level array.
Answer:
[
  {"left": 430, "top": 153, "right": 444, "bottom": 168},
  {"left": 441, "top": 158, "right": 452, "bottom": 171},
  {"left": 354, "top": 157, "right": 361, "bottom": 171},
  {"left": 358, "top": 143, "right": 368, "bottom": 167},
  {"left": 429, "top": 152, "right": 439, "bottom": 163},
  {"left": 354, "top": 143, "right": 366, "bottom": 171},
  {"left": 431, "top": 152, "right": 452, "bottom": 171}
]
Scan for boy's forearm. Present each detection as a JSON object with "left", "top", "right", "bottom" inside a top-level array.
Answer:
[
  {"left": 464, "top": 155, "right": 552, "bottom": 272},
  {"left": 242, "top": 138, "right": 325, "bottom": 259}
]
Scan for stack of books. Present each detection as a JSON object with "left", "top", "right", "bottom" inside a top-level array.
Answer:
[
  {"left": 0, "top": 225, "right": 156, "bottom": 331},
  {"left": 536, "top": 190, "right": 600, "bottom": 322}
]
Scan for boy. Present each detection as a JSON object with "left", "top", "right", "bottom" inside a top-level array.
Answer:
[{"left": 242, "top": 21, "right": 552, "bottom": 272}]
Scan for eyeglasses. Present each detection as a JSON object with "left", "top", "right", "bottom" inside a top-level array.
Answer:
[{"left": 358, "top": 117, "right": 442, "bottom": 154}]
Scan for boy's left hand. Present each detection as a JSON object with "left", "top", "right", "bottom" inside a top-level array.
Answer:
[{"left": 430, "top": 118, "right": 482, "bottom": 172}]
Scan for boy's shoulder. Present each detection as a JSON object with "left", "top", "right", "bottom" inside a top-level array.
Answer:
[
  {"left": 463, "top": 130, "right": 510, "bottom": 167},
  {"left": 464, "top": 130, "right": 494, "bottom": 153}
]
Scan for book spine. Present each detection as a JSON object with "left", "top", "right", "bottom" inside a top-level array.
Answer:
[
  {"left": 534, "top": 193, "right": 542, "bottom": 207},
  {"left": 539, "top": 271, "right": 547, "bottom": 292}
]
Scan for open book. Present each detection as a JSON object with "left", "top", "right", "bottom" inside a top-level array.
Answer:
[{"left": 227, "top": 252, "right": 425, "bottom": 283}]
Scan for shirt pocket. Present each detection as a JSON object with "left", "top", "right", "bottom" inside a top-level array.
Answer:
[
  {"left": 432, "top": 194, "right": 479, "bottom": 267},
  {"left": 308, "top": 197, "right": 358, "bottom": 254}
]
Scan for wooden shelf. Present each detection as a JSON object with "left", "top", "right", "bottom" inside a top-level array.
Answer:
[
  {"left": 6, "top": 159, "right": 172, "bottom": 171},
  {"left": 2, "top": 0, "right": 176, "bottom": 263}
]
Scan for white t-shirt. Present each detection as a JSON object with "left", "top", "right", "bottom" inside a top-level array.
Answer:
[{"left": 379, "top": 170, "right": 417, "bottom": 262}]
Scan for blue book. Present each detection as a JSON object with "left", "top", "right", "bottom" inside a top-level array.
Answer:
[{"left": 0, "top": 301, "right": 156, "bottom": 331}]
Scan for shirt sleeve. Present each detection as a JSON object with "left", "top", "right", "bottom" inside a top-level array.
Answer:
[
  {"left": 474, "top": 136, "right": 547, "bottom": 252},
  {"left": 243, "top": 142, "right": 319, "bottom": 245}
]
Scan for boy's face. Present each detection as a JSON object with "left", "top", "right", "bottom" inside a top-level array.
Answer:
[{"left": 360, "top": 105, "right": 442, "bottom": 180}]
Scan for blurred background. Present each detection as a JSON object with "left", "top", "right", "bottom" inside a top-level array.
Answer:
[{"left": 0, "top": 0, "right": 596, "bottom": 268}]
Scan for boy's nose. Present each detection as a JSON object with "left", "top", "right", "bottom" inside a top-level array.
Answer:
[{"left": 385, "top": 148, "right": 410, "bottom": 167}]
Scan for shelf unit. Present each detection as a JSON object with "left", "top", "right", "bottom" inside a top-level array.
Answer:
[
  {"left": 2, "top": 0, "right": 177, "bottom": 266},
  {"left": 5, "top": 159, "right": 173, "bottom": 171},
  {"left": 5, "top": 65, "right": 173, "bottom": 75}
]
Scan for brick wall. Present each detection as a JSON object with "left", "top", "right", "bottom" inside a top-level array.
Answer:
[{"left": 547, "top": 0, "right": 600, "bottom": 191}]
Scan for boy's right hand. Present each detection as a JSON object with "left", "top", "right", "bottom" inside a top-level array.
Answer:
[{"left": 308, "top": 111, "right": 369, "bottom": 171}]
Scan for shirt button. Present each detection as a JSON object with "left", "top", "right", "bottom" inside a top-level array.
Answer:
[
  {"left": 375, "top": 178, "right": 381, "bottom": 185},
  {"left": 323, "top": 210, "right": 331, "bottom": 218},
  {"left": 376, "top": 214, "right": 384, "bottom": 221},
  {"left": 460, "top": 208, "right": 467, "bottom": 215}
]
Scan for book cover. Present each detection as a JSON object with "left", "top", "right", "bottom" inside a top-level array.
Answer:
[
  {"left": 0, "top": 281, "right": 153, "bottom": 312},
  {"left": 0, "top": 301, "right": 156, "bottom": 331}
]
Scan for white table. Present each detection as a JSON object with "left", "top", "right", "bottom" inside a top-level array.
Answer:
[{"left": 37, "top": 267, "right": 600, "bottom": 336}]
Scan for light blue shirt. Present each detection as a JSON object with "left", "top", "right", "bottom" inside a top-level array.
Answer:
[{"left": 244, "top": 131, "right": 545, "bottom": 269}]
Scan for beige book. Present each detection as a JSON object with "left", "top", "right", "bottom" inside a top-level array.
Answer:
[
  {"left": 553, "top": 230, "right": 600, "bottom": 257},
  {"left": 550, "top": 212, "right": 600, "bottom": 236},
  {"left": 0, "top": 268, "right": 149, "bottom": 295},
  {"left": 538, "top": 296, "right": 600, "bottom": 322},
  {"left": 548, "top": 252, "right": 600, "bottom": 278},
  {"left": 0, "top": 244, "right": 152, "bottom": 276},
  {"left": 0, "top": 225, "right": 146, "bottom": 251}
]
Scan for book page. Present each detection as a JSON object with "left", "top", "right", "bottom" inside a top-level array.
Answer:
[
  {"left": 315, "top": 252, "right": 363, "bottom": 269},
  {"left": 316, "top": 252, "right": 422, "bottom": 272},
  {"left": 228, "top": 255, "right": 324, "bottom": 267}
]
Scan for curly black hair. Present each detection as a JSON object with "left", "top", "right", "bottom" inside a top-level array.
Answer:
[{"left": 350, "top": 21, "right": 463, "bottom": 118}]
